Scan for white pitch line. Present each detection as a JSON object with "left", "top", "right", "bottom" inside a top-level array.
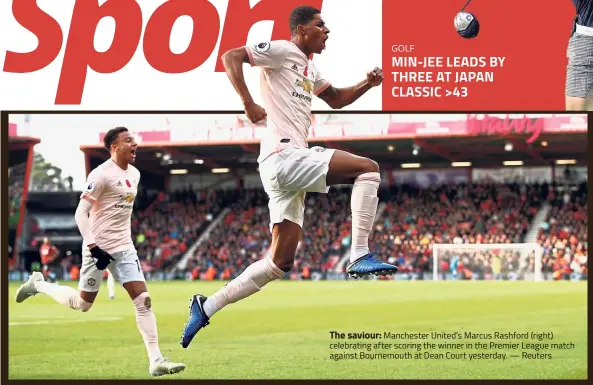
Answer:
[
  {"left": 9, "top": 315, "right": 67, "bottom": 319},
  {"left": 9, "top": 317, "right": 123, "bottom": 326}
]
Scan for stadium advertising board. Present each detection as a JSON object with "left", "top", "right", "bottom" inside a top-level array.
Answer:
[{"left": 88, "top": 114, "right": 587, "bottom": 144}]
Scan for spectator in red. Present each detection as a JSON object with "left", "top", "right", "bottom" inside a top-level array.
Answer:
[{"left": 40, "top": 237, "right": 59, "bottom": 281}]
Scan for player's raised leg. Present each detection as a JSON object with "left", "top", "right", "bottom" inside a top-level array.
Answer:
[
  {"left": 325, "top": 150, "right": 398, "bottom": 279},
  {"left": 15, "top": 272, "right": 93, "bottom": 310},
  {"left": 181, "top": 206, "right": 300, "bottom": 349},
  {"left": 15, "top": 255, "right": 99, "bottom": 312}
]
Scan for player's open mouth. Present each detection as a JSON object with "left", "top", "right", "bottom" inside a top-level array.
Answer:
[
  {"left": 131, "top": 149, "right": 136, "bottom": 158},
  {"left": 322, "top": 37, "right": 328, "bottom": 49}
]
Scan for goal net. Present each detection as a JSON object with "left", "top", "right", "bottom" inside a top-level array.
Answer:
[{"left": 432, "top": 243, "right": 543, "bottom": 281}]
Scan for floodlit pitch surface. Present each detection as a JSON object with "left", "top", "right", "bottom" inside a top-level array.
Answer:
[{"left": 8, "top": 280, "right": 587, "bottom": 379}]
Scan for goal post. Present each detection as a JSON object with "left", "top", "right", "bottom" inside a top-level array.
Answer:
[{"left": 432, "top": 243, "right": 543, "bottom": 282}]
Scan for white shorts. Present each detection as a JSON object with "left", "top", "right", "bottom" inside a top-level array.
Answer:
[
  {"left": 78, "top": 248, "right": 145, "bottom": 292},
  {"left": 259, "top": 146, "right": 336, "bottom": 232}
]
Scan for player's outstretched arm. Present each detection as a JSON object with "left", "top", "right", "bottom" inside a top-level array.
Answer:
[
  {"left": 221, "top": 47, "right": 267, "bottom": 123},
  {"left": 317, "top": 67, "right": 383, "bottom": 109}
]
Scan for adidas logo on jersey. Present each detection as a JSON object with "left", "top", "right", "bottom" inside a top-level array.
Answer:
[{"left": 291, "top": 64, "right": 298, "bottom": 71}]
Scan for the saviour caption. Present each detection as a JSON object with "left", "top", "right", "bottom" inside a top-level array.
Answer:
[{"left": 328, "top": 331, "right": 575, "bottom": 362}]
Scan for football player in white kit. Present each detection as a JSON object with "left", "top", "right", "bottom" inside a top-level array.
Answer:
[
  {"left": 15, "top": 127, "right": 186, "bottom": 377},
  {"left": 181, "top": 5, "right": 398, "bottom": 349}
]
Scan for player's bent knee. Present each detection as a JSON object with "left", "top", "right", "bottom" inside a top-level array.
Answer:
[
  {"left": 274, "top": 258, "right": 294, "bottom": 273},
  {"left": 72, "top": 295, "right": 93, "bottom": 312},
  {"left": 133, "top": 291, "right": 151, "bottom": 310},
  {"left": 364, "top": 158, "right": 380, "bottom": 173},
  {"left": 271, "top": 252, "right": 294, "bottom": 272},
  {"left": 353, "top": 158, "right": 379, "bottom": 178}
]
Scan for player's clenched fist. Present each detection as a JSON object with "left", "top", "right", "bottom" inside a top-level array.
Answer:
[
  {"left": 244, "top": 102, "right": 267, "bottom": 123},
  {"left": 366, "top": 67, "right": 384, "bottom": 87}
]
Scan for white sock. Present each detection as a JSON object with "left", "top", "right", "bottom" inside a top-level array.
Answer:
[
  {"left": 350, "top": 172, "right": 380, "bottom": 262},
  {"left": 202, "top": 257, "right": 284, "bottom": 318},
  {"left": 107, "top": 270, "right": 115, "bottom": 298},
  {"left": 34, "top": 281, "right": 92, "bottom": 311},
  {"left": 133, "top": 292, "right": 162, "bottom": 362}
]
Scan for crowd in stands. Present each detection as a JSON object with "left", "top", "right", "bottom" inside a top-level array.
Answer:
[
  {"left": 184, "top": 187, "right": 353, "bottom": 281},
  {"left": 33, "top": 180, "right": 588, "bottom": 283},
  {"left": 293, "top": 187, "right": 352, "bottom": 279},
  {"left": 132, "top": 187, "right": 241, "bottom": 273},
  {"left": 372, "top": 182, "right": 547, "bottom": 279},
  {"left": 537, "top": 182, "right": 588, "bottom": 281},
  {"left": 179, "top": 181, "right": 587, "bottom": 282},
  {"left": 185, "top": 188, "right": 271, "bottom": 281}
]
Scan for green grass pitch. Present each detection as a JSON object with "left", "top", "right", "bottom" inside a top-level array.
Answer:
[{"left": 8, "top": 280, "right": 587, "bottom": 379}]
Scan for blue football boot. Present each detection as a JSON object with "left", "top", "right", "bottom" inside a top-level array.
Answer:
[
  {"left": 346, "top": 253, "right": 398, "bottom": 279},
  {"left": 180, "top": 294, "right": 210, "bottom": 348}
]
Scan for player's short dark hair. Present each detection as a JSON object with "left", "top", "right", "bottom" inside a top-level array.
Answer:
[
  {"left": 103, "top": 126, "right": 129, "bottom": 150},
  {"left": 289, "top": 6, "right": 321, "bottom": 35}
]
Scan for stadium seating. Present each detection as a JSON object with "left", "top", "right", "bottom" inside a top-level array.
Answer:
[
  {"left": 537, "top": 182, "right": 588, "bottom": 280},
  {"left": 184, "top": 188, "right": 271, "bottom": 280},
  {"left": 371, "top": 182, "right": 547, "bottom": 278},
  {"left": 175, "top": 181, "right": 587, "bottom": 281},
  {"left": 132, "top": 188, "right": 240, "bottom": 273},
  {"left": 48, "top": 181, "right": 587, "bottom": 282}
]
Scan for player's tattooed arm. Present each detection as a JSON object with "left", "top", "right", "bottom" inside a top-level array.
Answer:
[{"left": 317, "top": 67, "right": 383, "bottom": 109}]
